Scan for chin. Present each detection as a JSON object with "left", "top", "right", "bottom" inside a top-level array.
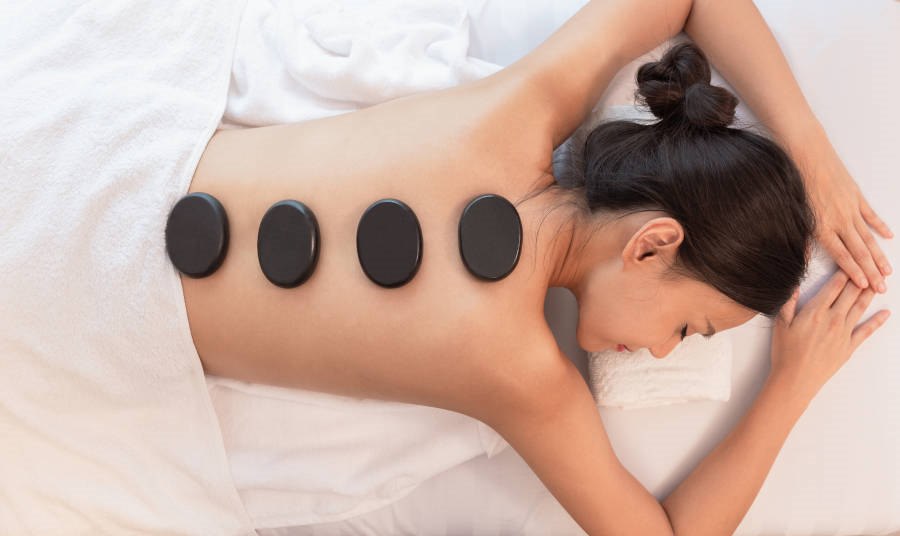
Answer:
[
  {"left": 577, "top": 328, "right": 616, "bottom": 353},
  {"left": 585, "top": 341, "right": 615, "bottom": 353}
]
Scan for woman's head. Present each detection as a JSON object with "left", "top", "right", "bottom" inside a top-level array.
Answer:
[{"left": 534, "top": 41, "right": 816, "bottom": 355}]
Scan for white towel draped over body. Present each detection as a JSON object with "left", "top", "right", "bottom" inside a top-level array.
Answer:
[
  {"left": 0, "top": 0, "right": 517, "bottom": 531},
  {"left": 221, "top": 0, "right": 502, "bottom": 129},
  {"left": 0, "top": 1, "right": 256, "bottom": 534}
]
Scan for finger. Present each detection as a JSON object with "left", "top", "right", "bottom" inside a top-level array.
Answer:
[
  {"left": 850, "top": 310, "right": 891, "bottom": 353},
  {"left": 843, "top": 228, "right": 884, "bottom": 293},
  {"left": 855, "top": 214, "right": 893, "bottom": 278},
  {"left": 859, "top": 196, "right": 894, "bottom": 240},
  {"left": 806, "top": 270, "right": 850, "bottom": 311},
  {"left": 823, "top": 234, "right": 868, "bottom": 289},
  {"left": 846, "top": 288, "right": 876, "bottom": 327},
  {"left": 779, "top": 288, "right": 800, "bottom": 325},
  {"left": 831, "top": 277, "right": 863, "bottom": 315}
]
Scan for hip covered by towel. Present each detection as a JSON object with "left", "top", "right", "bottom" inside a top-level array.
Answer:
[{"left": 0, "top": 1, "right": 257, "bottom": 533}]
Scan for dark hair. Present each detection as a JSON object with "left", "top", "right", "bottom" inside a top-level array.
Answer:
[{"left": 532, "top": 41, "right": 816, "bottom": 317}]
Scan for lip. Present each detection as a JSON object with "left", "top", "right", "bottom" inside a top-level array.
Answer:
[{"left": 616, "top": 344, "right": 632, "bottom": 352}]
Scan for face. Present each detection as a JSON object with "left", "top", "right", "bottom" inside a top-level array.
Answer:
[
  {"left": 572, "top": 215, "right": 758, "bottom": 357},
  {"left": 575, "top": 270, "right": 757, "bottom": 356}
]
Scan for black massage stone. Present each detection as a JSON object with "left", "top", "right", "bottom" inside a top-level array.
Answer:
[
  {"left": 165, "top": 192, "right": 229, "bottom": 278},
  {"left": 458, "top": 193, "right": 522, "bottom": 281},
  {"left": 257, "top": 200, "right": 320, "bottom": 288},
  {"left": 356, "top": 198, "right": 422, "bottom": 288}
]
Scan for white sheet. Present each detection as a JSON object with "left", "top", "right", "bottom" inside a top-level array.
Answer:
[{"left": 262, "top": 0, "right": 900, "bottom": 534}]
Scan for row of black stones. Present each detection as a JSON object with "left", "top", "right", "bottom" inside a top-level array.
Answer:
[{"left": 165, "top": 192, "right": 522, "bottom": 288}]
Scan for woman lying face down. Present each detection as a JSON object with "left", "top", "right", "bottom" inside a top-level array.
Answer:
[
  {"left": 528, "top": 41, "right": 814, "bottom": 356},
  {"left": 484, "top": 36, "right": 883, "bottom": 536},
  {"left": 179, "top": 18, "right": 887, "bottom": 532}
]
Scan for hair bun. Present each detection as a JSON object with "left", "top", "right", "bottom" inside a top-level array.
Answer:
[{"left": 635, "top": 42, "right": 738, "bottom": 129}]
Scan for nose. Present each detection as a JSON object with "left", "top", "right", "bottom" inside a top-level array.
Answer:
[{"left": 649, "top": 334, "right": 680, "bottom": 359}]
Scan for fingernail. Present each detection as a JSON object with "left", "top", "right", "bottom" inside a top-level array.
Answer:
[
  {"left": 861, "top": 278, "right": 869, "bottom": 288},
  {"left": 885, "top": 264, "right": 893, "bottom": 276},
  {"left": 877, "top": 281, "right": 886, "bottom": 293}
]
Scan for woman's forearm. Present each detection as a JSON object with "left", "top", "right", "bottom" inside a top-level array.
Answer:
[
  {"left": 661, "top": 373, "right": 811, "bottom": 536},
  {"left": 682, "top": 0, "right": 828, "bottom": 151},
  {"left": 508, "top": 0, "right": 829, "bottom": 152}
]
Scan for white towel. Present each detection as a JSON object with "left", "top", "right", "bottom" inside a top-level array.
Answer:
[
  {"left": 207, "top": 378, "right": 511, "bottom": 529},
  {"left": 0, "top": 1, "right": 257, "bottom": 534},
  {"left": 589, "top": 334, "right": 734, "bottom": 410},
  {"left": 221, "top": 0, "right": 502, "bottom": 129},
  {"left": 0, "top": 0, "right": 511, "bottom": 531}
]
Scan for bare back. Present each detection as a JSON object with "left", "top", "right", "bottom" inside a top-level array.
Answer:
[{"left": 181, "top": 76, "right": 563, "bottom": 417}]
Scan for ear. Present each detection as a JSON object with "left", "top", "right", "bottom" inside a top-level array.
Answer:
[{"left": 623, "top": 217, "right": 684, "bottom": 267}]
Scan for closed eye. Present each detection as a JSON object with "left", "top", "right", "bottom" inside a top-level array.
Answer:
[{"left": 682, "top": 324, "right": 716, "bottom": 340}]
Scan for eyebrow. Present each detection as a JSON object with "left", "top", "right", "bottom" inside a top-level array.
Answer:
[{"left": 703, "top": 317, "right": 717, "bottom": 339}]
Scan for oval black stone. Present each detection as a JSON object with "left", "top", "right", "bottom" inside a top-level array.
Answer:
[
  {"left": 165, "top": 192, "right": 229, "bottom": 278},
  {"left": 356, "top": 199, "right": 422, "bottom": 288},
  {"left": 257, "top": 200, "right": 320, "bottom": 288},
  {"left": 458, "top": 194, "right": 522, "bottom": 281}
]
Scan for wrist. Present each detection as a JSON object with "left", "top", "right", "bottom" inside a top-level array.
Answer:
[{"left": 763, "top": 369, "right": 815, "bottom": 417}]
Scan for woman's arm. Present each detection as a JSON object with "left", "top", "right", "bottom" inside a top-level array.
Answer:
[
  {"left": 659, "top": 373, "right": 809, "bottom": 535},
  {"left": 494, "top": 0, "right": 693, "bottom": 148},
  {"left": 492, "top": 274, "right": 887, "bottom": 535},
  {"left": 490, "top": 348, "right": 809, "bottom": 536},
  {"left": 487, "top": 352, "right": 677, "bottom": 536}
]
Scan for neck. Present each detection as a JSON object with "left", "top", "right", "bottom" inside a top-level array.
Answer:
[{"left": 515, "top": 187, "right": 620, "bottom": 296}]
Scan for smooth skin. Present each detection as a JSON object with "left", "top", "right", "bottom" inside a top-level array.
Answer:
[{"left": 182, "top": 1, "right": 892, "bottom": 535}]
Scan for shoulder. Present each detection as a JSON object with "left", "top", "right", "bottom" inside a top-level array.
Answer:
[
  {"left": 431, "top": 68, "right": 557, "bottom": 176},
  {"left": 445, "top": 310, "right": 575, "bottom": 425}
]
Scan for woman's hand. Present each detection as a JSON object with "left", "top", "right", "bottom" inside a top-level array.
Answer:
[
  {"left": 770, "top": 271, "right": 891, "bottom": 402},
  {"left": 788, "top": 133, "right": 893, "bottom": 293}
]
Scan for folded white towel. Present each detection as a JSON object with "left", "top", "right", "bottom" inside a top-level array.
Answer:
[{"left": 589, "top": 333, "right": 733, "bottom": 410}]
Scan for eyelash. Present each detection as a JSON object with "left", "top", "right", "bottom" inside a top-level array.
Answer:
[{"left": 680, "top": 324, "right": 688, "bottom": 340}]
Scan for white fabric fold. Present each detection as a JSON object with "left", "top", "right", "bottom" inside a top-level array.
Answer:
[{"left": 221, "top": 0, "right": 502, "bottom": 129}]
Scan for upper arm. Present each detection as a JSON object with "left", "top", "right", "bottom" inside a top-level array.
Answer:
[
  {"left": 480, "top": 349, "right": 675, "bottom": 536},
  {"left": 492, "top": 0, "right": 693, "bottom": 148}
]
